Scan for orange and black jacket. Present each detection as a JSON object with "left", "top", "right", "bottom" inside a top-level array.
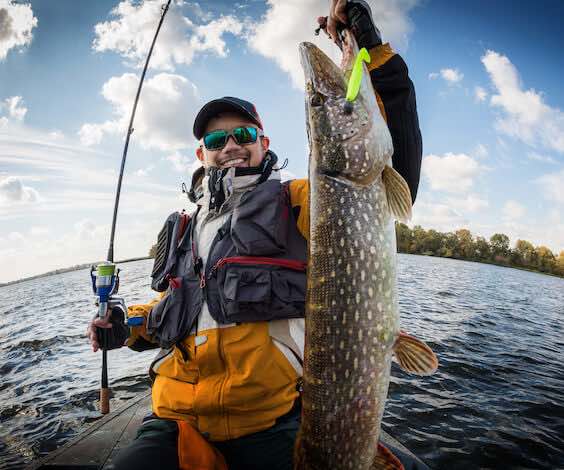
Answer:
[{"left": 126, "top": 43, "right": 422, "bottom": 441}]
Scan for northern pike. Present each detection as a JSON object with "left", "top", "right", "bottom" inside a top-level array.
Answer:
[{"left": 295, "top": 31, "right": 438, "bottom": 470}]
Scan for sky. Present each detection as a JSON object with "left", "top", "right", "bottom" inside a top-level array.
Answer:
[{"left": 0, "top": 0, "right": 563, "bottom": 283}]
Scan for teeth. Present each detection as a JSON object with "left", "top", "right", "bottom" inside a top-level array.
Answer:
[{"left": 222, "top": 158, "right": 245, "bottom": 167}]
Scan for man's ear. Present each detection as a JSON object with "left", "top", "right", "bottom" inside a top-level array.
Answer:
[
  {"left": 196, "top": 145, "right": 205, "bottom": 163},
  {"left": 261, "top": 136, "right": 270, "bottom": 152}
]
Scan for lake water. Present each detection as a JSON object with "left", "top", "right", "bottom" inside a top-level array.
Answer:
[{"left": 0, "top": 255, "right": 562, "bottom": 469}]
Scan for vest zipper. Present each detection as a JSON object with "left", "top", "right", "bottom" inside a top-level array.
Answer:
[{"left": 209, "top": 256, "right": 307, "bottom": 278}]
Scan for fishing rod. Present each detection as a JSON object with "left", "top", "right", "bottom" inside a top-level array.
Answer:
[{"left": 90, "top": 0, "right": 173, "bottom": 415}]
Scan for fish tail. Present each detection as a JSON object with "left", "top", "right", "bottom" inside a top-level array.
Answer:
[{"left": 372, "top": 442, "right": 405, "bottom": 470}]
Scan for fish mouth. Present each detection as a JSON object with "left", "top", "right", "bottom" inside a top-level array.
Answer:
[{"left": 299, "top": 41, "right": 346, "bottom": 98}]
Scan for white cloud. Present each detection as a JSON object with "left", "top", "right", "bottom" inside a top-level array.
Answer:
[
  {"left": 48, "top": 130, "right": 64, "bottom": 140},
  {"left": 448, "top": 193, "right": 489, "bottom": 213},
  {"left": 166, "top": 151, "right": 201, "bottom": 173},
  {"left": 422, "top": 152, "right": 482, "bottom": 193},
  {"left": 0, "top": 208, "right": 196, "bottom": 283},
  {"left": 93, "top": 0, "right": 245, "bottom": 71},
  {"left": 0, "top": 0, "right": 37, "bottom": 60},
  {"left": 74, "top": 218, "right": 97, "bottom": 241},
  {"left": 79, "top": 72, "right": 200, "bottom": 151},
  {"left": 440, "top": 68, "right": 463, "bottom": 84},
  {"left": 193, "top": 15, "right": 244, "bottom": 57},
  {"left": 527, "top": 152, "right": 557, "bottom": 164},
  {"left": 248, "top": 0, "right": 419, "bottom": 89},
  {"left": 0, "top": 175, "right": 39, "bottom": 205},
  {"left": 411, "top": 200, "right": 467, "bottom": 231},
  {"left": 473, "top": 143, "right": 488, "bottom": 159},
  {"left": 0, "top": 125, "right": 184, "bottom": 223},
  {"left": 502, "top": 200, "right": 526, "bottom": 221},
  {"left": 474, "top": 86, "right": 487, "bottom": 102},
  {"left": 30, "top": 226, "right": 49, "bottom": 236},
  {"left": 1, "top": 95, "right": 27, "bottom": 121},
  {"left": 482, "top": 49, "right": 564, "bottom": 154},
  {"left": 185, "top": 1, "right": 214, "bottom": 22},
  {"left": 0, "top": 118, "right": 196, "bottom": 282},
  {"left": 134, "top": 165, "right": 155, "bottom": 177},
  {"left": 536, "top": 169, "right": 564, "bottom": 205},
  {"left": 429, "top": 68, "right": 463, "bottom": 85}
]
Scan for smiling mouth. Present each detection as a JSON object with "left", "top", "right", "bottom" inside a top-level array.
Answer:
[{"left": 220, "top": 157, "right": 248, "bottom": 168}]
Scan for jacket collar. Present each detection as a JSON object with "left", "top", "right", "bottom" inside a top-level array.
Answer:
[{"left": 192, "top": 163, "right": 281, "bottom": 214}]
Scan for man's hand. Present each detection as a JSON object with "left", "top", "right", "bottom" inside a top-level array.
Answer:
[
  {"left": 320, "top": 1, "right": 382, "bottom": 51},
  {"left": 87, "top": 312, "right": 113, "bottom": 353},
  {"left": 326, "top": 0, "right": 348, "bottom": 48},
  {"left": 86, "top": 306, "right": 129, "bottom": 352}
]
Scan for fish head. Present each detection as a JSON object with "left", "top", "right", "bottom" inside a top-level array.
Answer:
[{"left": 299, "top": 33, "right": 393, "bottom": 184}]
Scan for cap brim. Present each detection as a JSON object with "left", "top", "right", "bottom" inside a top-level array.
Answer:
[{"left": 193, "top": 99, "right": 262, "bottom": 139}]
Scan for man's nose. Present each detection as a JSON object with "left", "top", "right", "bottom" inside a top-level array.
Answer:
[{"left": 223, "top": 135, "right": 241, "bottom": 151}]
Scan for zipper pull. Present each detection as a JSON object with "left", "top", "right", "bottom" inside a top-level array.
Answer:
[{"left": 208, "top": 257, "right": 224, "bottom": 279}]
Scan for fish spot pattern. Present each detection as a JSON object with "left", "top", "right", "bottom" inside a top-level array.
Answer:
[{"left": 300, "top": 40, "right": 398, "bottom": 470}]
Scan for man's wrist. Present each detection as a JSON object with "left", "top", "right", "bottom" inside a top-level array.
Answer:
[{"left": 346, "top": 0, "right": 382, "bottom": 50}]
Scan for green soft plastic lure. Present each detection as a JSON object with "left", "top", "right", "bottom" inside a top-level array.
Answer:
[{"left": 344, "top": 47, "right": 371, "bottom": 114}]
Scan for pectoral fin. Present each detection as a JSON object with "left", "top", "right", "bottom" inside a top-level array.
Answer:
[
  {"left": 372, "top": 442, "right": 405, "bottom": 470},
  {"left": 382, "top": 165, "right": 412, "bottom": 222},
  {"left": 393, "top": 331, "right": 438, "bottom": 376}
]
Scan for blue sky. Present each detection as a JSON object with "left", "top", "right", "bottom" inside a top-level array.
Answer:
[{"left": 1, "top": 0, "right": 563, "bottom": 283}]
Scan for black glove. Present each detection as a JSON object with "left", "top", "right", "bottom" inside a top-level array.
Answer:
[
  {"left": 346, "top": 0, "right": 382, "bottom": 50},
  {"left": 96, "top": 306, "right": 129, "bottom": 350}
]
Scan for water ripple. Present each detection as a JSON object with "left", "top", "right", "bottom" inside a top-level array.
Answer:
[{"left": 1, "top": 256, "right": 563, "bottom": 469}]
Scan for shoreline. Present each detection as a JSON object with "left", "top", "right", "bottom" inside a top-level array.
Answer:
[
  {"left": 0, "top": 257, "right": 153, "bottom": 288},
  {"left": 398, "top": 251, "right": 564, "bottom": 279}
]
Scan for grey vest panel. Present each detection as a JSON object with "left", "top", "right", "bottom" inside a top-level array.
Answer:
[{"left": 146, "top": 180, "right": 307, "bottom": 349}]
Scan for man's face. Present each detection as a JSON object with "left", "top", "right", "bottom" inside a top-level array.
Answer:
[{"left": 196, "top": 112, "right": 270, "bottom": 169}]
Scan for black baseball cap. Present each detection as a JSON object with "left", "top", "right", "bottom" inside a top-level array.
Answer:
[{"left": 193, "top": 96, "right": 263, "bottom": 139}]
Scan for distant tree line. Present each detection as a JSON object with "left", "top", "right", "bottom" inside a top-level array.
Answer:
[{"left": 396, "top": 223, "right": 564, "bottom": 277}]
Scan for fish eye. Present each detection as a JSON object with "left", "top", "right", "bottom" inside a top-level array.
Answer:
[{"left": 310, "top": 93, "right": 324, "bottom": 107}]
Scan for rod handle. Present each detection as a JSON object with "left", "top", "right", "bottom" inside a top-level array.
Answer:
[{"left": 100, "top": 387, "right": 110, "bottom": 414}]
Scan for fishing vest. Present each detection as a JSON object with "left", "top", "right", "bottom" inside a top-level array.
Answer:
[{"left": 146, "top": 179, "right": 308, "bottom": 349}]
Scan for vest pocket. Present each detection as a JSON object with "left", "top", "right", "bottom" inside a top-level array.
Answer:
[
  {"left": 223, "top": 268, "right": 271, "bottom": 317},
  {"left": 214, "top": 257, "right": 306, "bottom": 322},
  {"left": 147, "top": 276, "right": 199, "bottom": 348}
]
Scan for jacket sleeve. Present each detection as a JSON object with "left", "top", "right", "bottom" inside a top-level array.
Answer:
[
  {"left": 368, "top": 43, "right": 423, "bottom": 202},
  {"left": 125, "top": 293, "right": 165, "bottom": 352},
  {"left": 289, "top": 179, "right": 309, "bottom": 240}
]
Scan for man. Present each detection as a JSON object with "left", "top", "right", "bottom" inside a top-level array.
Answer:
[{"left": 87, "top": 1, "right": 423, "bottom": 469}]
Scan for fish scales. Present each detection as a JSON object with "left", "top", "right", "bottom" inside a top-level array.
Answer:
[{"left": 296, "top": 32, "right": 404, "bottom": 470}]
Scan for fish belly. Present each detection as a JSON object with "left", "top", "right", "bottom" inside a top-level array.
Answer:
[{"left": 297, "top": 173, "right": 399, "bottom": 470}]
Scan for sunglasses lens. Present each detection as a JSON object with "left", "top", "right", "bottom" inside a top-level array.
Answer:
[
  {"left": 233, "top": 126, "right": 257, "bottom": 145},
  {"left": 204, "top": 130, "right": 227, "bottom": 150},
  {"left": 204, "top": 127, "right": 258, "bottom": 150}
]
